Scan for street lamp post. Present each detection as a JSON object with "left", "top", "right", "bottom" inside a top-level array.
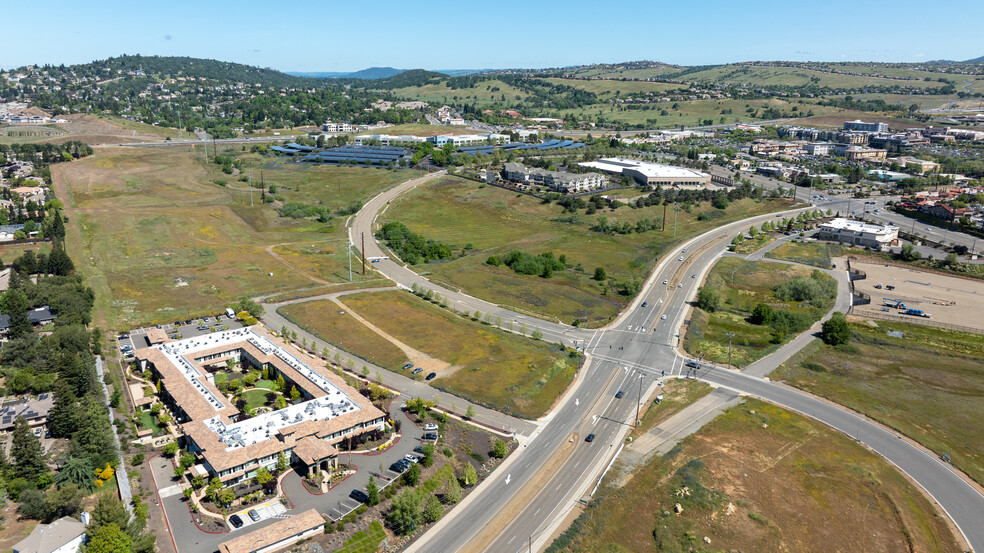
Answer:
[
  {"left": 726, "top": 332, "right": 735, "bottom": 371},
  {"left": 635, "top": 373, "right": 643, "bottom": 426}
]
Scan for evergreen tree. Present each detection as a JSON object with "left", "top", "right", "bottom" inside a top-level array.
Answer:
[
  {"left": 1, "top": 288, "right": 31, "bottom": 339},
  {"left": 444, "top": 473, "right": 461, "bottom": 504},
  {"left": 10, "top": 416, "right": 48, "bottom": 480},
  {"left": 423, "top": 494, "right": 443, "bottom": 523},
  {"left": 86, "top": 523, "right": 132, "bottom": 553},
  {"left": 366, "top": 476, "right": 379, "bottom": 506},
  {"left": 48, "top": 379, "right": 79, "bottom": 437},
  {"left": 54, "top": 456, "right": 95, "bottom": 491}
]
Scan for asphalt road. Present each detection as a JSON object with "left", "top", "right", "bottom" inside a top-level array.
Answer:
[{"left": 351, "top": 177, "right": 984, "bottom": 552}]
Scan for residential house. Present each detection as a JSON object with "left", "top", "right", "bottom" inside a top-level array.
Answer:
[
  {"left": 12, "top": 516, "right": 86, "bottom": 553},
  {"left": 0, "top": 393, "right": 55, "bottom": 434}
]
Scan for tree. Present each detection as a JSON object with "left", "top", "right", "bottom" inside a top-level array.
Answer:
[
  {"left": 92, "top": 495, "right": 129, "bottom": 530},
  {"left": 48, "top": 380, "right": 79, "bottom": 437},
  {"left": 389, "top": 490, "right": 422, "bottom": 536},
  {"left": 943, "top": 252, "right": 959, "bottom": 268},
  {"left": 162, "top": 442, "right": 179, "bottom": 456},
  {"left": 531, "top": 328, "right": 543, "bottom": 340},
  {"left": 695, "top": 286, "right": 721, "bottom": 312},
  {"left": 423, "top": 494, "right": 444, "bottom": 523},
  {"left": 820, "top": 312, "right": 851, "bottom": 346},
  {"left": 290, "top": 385, "right": 301, "bottom": 401},
  {"left": 749, "top": 303, "right": 774, "bottom": 325},
  {"left": 1, "top": 288, "right": 31, "bottom": 339},
  {"left": 55, "top": 456, "right": 95, "bottom": 491},
  {"left": 85, "top": 523, "right": 132, "bottom": 553},
  {"left": 253, "top": 467, "right": 273, "bottom": 486},
  {"left": 277, "top": 450, "right": 289, "bottom": 472},
  {"left": 460, "top": 463, "right": 477, "bottom": 487},
  {"left": 276, "top": 374, "right": 286, "bottom": 392},
  {"left": 491, "top": 439, "right": 507, "bottom": 459},
  {"left": 218, "top": 487, "right": 235, "bottom": 507},
  {"left": 275, "top": 396, "right": 287, "bottom": 409},
  {"left": 366, "top": 476, "right": 380, "bottom": 506},
  {"left": 444, "top": 473, "right": 462, "bottom": 504},
  {"left": 403, "top": 462, "right": 421, "bottom": 486},
  {"left": 465, "top": 405, "right": 475, "bottom": 420},
  {"left": 421, "top": 444, "right": 435, "bottom": 468},
  {"left": 11, "top": 416, "right": 47, "bottom": 480},
  {"left": 18, "top": 488, "right": 55, "bottom": 521}
]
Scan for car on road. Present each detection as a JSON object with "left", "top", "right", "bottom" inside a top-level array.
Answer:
[
  {"left": 681, "top": 248, "right": 687, "bottom": 253},
  {"left": 925, "top": 227, "right": 932, "bottom": 231},
  {"left": 585, "top": 433, "right": 595, "bottom": 442},
  {"left": 691, "top": 274, "right": 696, "bottom": 278},
  {"left": 661, "top": 314, "right": 667, "bottom": 320},
  {"left": 423, "top": 432, "right": 438, "bottom": 441},
  {"left": 423, "top": 423, "right": 439, "bottom": 431},
  {"left": 247, "top": 509, "right": 260, "bottom": 522},
  {"left": 685, "top": 360, "right": 699, "bottom": 368},
  {"left": 402, "top": 363, "right": 414, "bottom": 370},
  {"left": 229, "top": 515, "right": 244, "bottom": 528},
  {"left": 641, "top": 301, "right": 647, "bottom": 307},
  {"left": 662, "top": 279, "right": 668, "bottom": 285},
  {"left": 615, "top": 391, "right": 624, "bottom": 399},
  {"left": 678, "top": 256, "right": 684, "bottom": 261},
  {"left": 412, "top": 367, "right": 423, "bottom": 374},
  {"left": 425, "top": 372, "right": 437, "bottom": 380},
  {"left": 678, "top": 283, "right": 683, "bottom": 288},
  {"left": 350, "top": 489, "right": 369, "bottom": 503},
  {"left": 371, "top": 258, "right": 380, "bottom": 263}
]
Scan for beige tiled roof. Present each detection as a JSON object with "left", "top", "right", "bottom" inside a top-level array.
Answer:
[
  {"left": 134, "top": 348, "right": 238, "bottom": 423},
  {"left": 145, "top": 327, "right": 169, "bottom": 345},
  {"left": 293, "top": 436, "right": 339, "bottom": 465},
  {"left": 218, "top": 509, "right": 324, "bottom": 553}
]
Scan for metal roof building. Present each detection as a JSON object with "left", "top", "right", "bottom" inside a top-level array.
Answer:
[{"left": 579, "top": 158, "right": 711, "bottom": 187}]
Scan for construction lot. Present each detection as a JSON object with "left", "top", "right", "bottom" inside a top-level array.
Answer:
[{"left": 851, "top": 260, "right": 984, "bottom": 332}]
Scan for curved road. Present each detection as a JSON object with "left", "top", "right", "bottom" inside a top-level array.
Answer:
[{"left": 347, "top": 173, "right": 983, "bottom": 552}]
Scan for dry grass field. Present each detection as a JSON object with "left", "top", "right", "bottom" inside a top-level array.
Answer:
[{"left": 549, "top": 398, "right": 961, "bottom": 553}]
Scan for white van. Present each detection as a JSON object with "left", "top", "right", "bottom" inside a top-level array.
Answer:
[{"left": 225, "top": 308, "right": 236, "bottom": 319}]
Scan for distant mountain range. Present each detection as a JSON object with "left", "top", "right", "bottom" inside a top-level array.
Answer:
[{"left": 287, "top": 67, "right": 486, "bottom": 79}]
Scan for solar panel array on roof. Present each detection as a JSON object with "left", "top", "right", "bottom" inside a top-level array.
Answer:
[{"left": 300, "top": 145, "right": 409, "bottom": 165}]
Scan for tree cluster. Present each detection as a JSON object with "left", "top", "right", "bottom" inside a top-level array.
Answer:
[{"left": 376, "top": 222, "right": 453, "bottom": 265}]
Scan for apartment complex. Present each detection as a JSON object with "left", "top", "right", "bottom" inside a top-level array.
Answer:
[
  {"left": 501, "top": 162, "right": 607, "bottom": 193},
  {"left": 134, "top": 327, "right": 386, "bottom": 485},
  {"left": 843, "top": 119, "right": 889, "bottom": 133}
]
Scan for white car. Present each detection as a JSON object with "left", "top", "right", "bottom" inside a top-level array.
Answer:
[
  {"left": 661, "top": 314, "right": 667, "bottom": 320},
  {"left": 678, "top": 283, "right": 683, "bottom": 288},
  {"left": 423, "top": 423, "right": 439, "bottom": 431},
  {"left": 405, "top": 454, "right": 420, "bottom": 463},
  {"left": 663, "top": 279, "right": 669, "bottom": 285},
  {"left": 678, "top": 256, "right": 684, "bottom": 261}
]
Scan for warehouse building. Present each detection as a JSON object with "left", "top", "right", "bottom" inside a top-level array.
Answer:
[{"left": 578, "top": 158, "right": 710, "bottom": 188}]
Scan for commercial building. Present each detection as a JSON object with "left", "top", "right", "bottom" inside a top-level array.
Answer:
[
  {"left": 843, "top": 146, "right": 887, "bottom": 162},
  {"left": 579, "top": 158, "right": 711, "bottom": 188},
  {"left": 218, "top": 509, "right": 324, "bottom": 553},
  {"left": 321, "top": 122, "right": 353, "bottom": 133},
  {"left": 816, "top": 218, "right": 899, "bottom": 249},
  {"left": 133, "top": 327, "right": 386, "bottom": 485},
  {"left": 502, "top": 162, "right": 607, "bottom": 193},
  {"left": 802, "top": 142, "right": 832, "bottom": 156},
  {"left": 844, "top": 119, "right": 889, "bottom": 133},
  {"left": 13, "top": 516, "right": 86, "bottom": 553},
  {"left": 892, "top": 156, "right": 940, "bottom": 174}
]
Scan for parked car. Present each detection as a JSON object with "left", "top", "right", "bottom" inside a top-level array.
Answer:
[
  {"left": 229, "top": 515, "right": 244, "bottom": 528},
  {"left": 425, "top": 372, "right": 437, "bottom": 380},
  {"left": 402, "top": 363, "right": 414, "bottom": 370},
  {"left": 405, "top": 454, "right": 419, "bottom": 463},
  {"left": 422, "top": 433, "right": 438, "bottom": 441},
  {"left": 413, "top": 445, "right": 426, "bottom": 454},
  {"left": 350, "top": 489, "right": 369, "bottom": 503},
  {"left": 423, "top": 423, "right": 439, "bottom": 431},
  {"left": 247, "top": 509, "right": 260, "bottom": 522},
  {"left": 585, "top": 433, "right": 595, "bottom": 443},
  {"left": 615, "top": 391, "right": 624, "bottom": 399},
  {"left": 412, "top": 367, "right": 423, "bottom": 375}
]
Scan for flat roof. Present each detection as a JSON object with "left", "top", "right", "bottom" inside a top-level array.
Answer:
[
  {"left": 820, "top": 218, "right": 896, "bottom": 235},
  {"left": 578, "top": 158, "right": 709, "bottom": 179}
]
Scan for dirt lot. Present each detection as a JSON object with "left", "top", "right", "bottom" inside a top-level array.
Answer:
[{"left": 852, "top": 260, "right": 984, "bottom": 331}]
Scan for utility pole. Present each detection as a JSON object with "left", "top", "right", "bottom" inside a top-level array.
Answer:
[
  {"left": 673, "top": 205, "right": 679, "bottom": 238},
  {"left": 361, "top": 233, "right": 366, "bottom": 275},
  {"left": 248, "top": 171, "right": 253, "bottom": 207},
  {"left": 726, "top": 332, "right": 735, "bottom": 370},
  {"left": 635, "top": 373, "right": 643, "bottom": 426},
  {"left": 662, "top": 202, "right": 667, "bottom": 231}
]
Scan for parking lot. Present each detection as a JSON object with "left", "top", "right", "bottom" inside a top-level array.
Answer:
[
  {"left": 228, "top": 499, "right": 288, "bottom": 531},
  {"left": 116, "top": 314, "right": 246, "bottom": 356}
]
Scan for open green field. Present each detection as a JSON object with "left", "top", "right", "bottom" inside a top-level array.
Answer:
[
  {"left": 679, "top": 64, "right": 951, "bottom": 90},
  {"left": 685, "top": 258, "right": 836, "bottom": 366},
  {"left": 772, "top": 320, "right": 984, "bottom": 485},
  {"left": 562, "top": 64, "right": 684, "bottom": 80},
  {"left": 92, "top": 114, "right": 180, "bottom": 138},
  {"left": 242, "top": 388, "right": 273, "bottom": 411},
  {"left": 381, "top": 176, "right": 793, "bottom": 325},
  {"left": 549, "top": 398, "right": 960, "bottom": 553},
  {"left": 0, "top": 241, "right": 51, "bottom": 265},
  {"left": 52, "top": 146, "right": 396, "bottom": 329},
  {"left": 391, "top": 79, "right": 531, "bottom": 106},
  {"left": 279, "top": 299, "right": 409, "bottom": 370},
  {"left": 541, "top": 78, "right": 684, "bottom": 98},
  {"left": 731, "top": 232, "right": 777, "bottom": 255},
  {"left": 338, "top": 290, "right": 575, "bottom": 418},
  {"left": 765, "top": 240, "right": 848, "bottom": 268}
]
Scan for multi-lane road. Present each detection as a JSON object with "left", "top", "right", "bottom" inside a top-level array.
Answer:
[{"left": 348, "top": 173, "right": 984, "bottom": 552}]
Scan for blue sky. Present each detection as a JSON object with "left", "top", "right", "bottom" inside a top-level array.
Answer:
[{"left": 3, "top": 0, "right": 981, "bottom": 72}]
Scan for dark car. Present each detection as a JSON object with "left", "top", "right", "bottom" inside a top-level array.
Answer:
[
  {"left": 229, "top": 515, "right": 244, "bottom": 528},
  {"left": 174, "top": 321, "right": 181, "bottom": 326},
  {"left": 684, "top": 360, "right": 699, "bottom": 369},
  {"left": 185, "top": 319, "right": 193, "bottom": 325},
  {"left": 413, "top": 445, "right": 426, "bottom": 454},
  {"left": 247, "top": 509, "right": 260, "bottom": 522},
  {"left": 641, "top": 301, "right": 647, "bottom": 307},
  {"left": 585, "top": 433, "right": 595, "bottom": 443},
  {"left": 425, "top": 372, "right": 437, "bottom": 380},
  {"left": 615, "top": 391, "right": 624, "bottom": 399},
  {"left": 422, "top": 433, "right": 438, "bottom": 441},
  {"left": 350, "top": 489, "right": 369, "bottom": 503}
]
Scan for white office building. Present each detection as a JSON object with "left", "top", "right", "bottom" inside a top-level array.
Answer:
[
  {"left": 816, "top": 218, "right": 899, "bottom": 249},
  {"left": 578, "top": 158, "right": 710, "bottom": 187}
]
